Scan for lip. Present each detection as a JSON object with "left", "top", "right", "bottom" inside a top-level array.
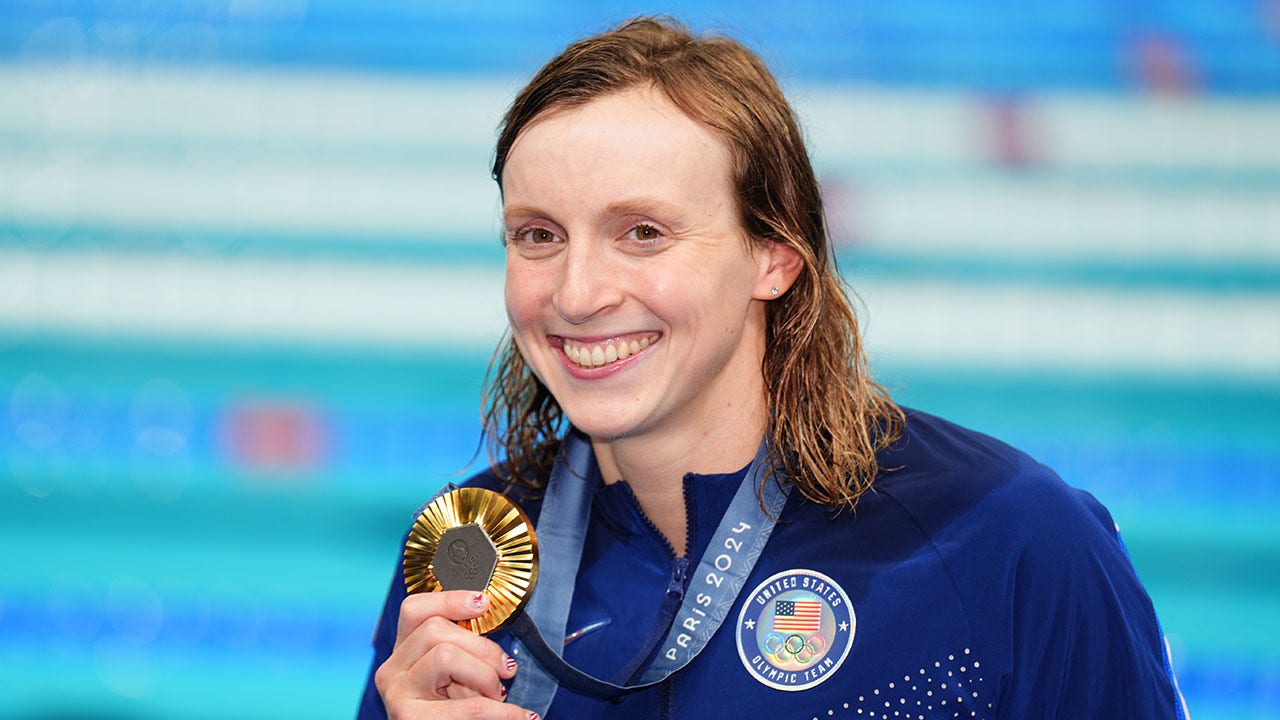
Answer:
[{"left": 550, "top": 332, "right": 661, "bottom": 378}]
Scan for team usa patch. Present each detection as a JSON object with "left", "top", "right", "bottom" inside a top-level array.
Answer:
[{"left": 736, "top": 568, "right": 855, "bottom": 691}]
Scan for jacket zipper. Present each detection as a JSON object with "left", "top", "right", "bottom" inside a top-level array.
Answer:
[
  {"left": 666, "top": 556, "right": 690, "bottom": 601},
  {"left": 621, "top": 555, "right": 687, "bottom": 680},
  {"left": 659, "top": 669, "right": 678, "bottom": 720},
  {"left": 652, "top": 479, "right": 696, "bottom": 714},
  {"left": 610, "top": 481, "right": 695, "bottom": 687},
  {"left": 655, "top": 557, "right": 686, "bottom": 719}
]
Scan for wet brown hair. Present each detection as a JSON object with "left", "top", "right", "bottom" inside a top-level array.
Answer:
[{"left": 482, "top": 16, "right": 902, "bottom": 507}]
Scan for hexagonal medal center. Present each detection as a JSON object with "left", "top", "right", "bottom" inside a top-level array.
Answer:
[{"left": 431, "top": 523, "right": 498, "bottom": 592}]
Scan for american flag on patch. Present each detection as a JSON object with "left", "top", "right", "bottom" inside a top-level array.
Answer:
[{"left": 772, "top": 599, "right": 822, "bottom": 633}]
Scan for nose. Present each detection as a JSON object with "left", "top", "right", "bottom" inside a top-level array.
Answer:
[{"left": 552, "top": 238, "right": 624, "bottom": 325}]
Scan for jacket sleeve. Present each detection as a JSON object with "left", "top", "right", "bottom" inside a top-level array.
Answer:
[{"left": 998, "top": 488, "right": 1186, "bottom": 719}]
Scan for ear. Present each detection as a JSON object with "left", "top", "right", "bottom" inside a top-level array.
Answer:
[{"left": 752, "top": 240, "right": 804, "bottom": 300}]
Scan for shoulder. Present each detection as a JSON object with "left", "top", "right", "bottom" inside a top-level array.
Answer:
[
  {"left": 864, "top": 409, "right": 1180, "bottom": 716},
  {"left": 865, "top": 408, "right": 1135, "bottom": 650},
  {"left": 871, "top": 408, "right": 1116, "bottom": 554},
  {"left": 868, "top": 408, "right": 1130, "bottom": 609}
]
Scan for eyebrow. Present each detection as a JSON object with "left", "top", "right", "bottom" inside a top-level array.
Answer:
[
  {"left": 501, "top": 203, "right": 548, "bottom": 226},
  {"left": 503, "top": 196, "right": 685, "bottom": 225},
  {"left": 601, "top": 196, "right": 683, "bottom": 218}
]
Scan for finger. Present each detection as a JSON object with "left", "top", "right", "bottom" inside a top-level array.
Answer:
[
  {"left": 396, "top": 598, "right": 517, "bottom": 680},
  {"left": 401, "top": 639, "right": 509, "bottom": 701},
  {"left": 444, "top": 682, "right": 482, "bottom": 700},
  {"left": 377, "top": 642, "right": 510, "bottom": 708},
  {"left": 396, "top": 590, "right": 488, "bottom": 645},
  {"left": 398, "top": 613, "right": 516, "bottom": 680}
]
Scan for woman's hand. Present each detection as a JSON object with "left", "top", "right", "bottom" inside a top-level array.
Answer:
[{"left": 374, "top": 590, "right": 536, "bottom": 719}]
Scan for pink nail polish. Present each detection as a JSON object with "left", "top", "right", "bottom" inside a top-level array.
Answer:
[
  {"left": 471, "top": 593, "right": 485, "bottom": 608},
  {"left": 505, "top": 656, "right": 518, "bottom": 673}
]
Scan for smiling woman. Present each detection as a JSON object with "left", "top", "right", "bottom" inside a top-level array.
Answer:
[
  {"left": 499, "top": 86, "right": 797, "bottom": 542},
  {"left": 485, "top": 20, "right": 902, "bottom": 518},
  {"left": 359, "top": 17, "right": 1187, "bottom": 720}
]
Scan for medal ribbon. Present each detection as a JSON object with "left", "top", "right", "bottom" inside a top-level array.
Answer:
[{"left": 505, "top": 431, "right": 790, "bottom": 715}]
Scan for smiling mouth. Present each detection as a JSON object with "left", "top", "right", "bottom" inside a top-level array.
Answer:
[{"left": 560, "top": 333, "right": 660, "bottom": 369}]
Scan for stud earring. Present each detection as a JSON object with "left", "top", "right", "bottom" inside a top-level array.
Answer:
[{"left": 770, "top": 286, "right": 780, "bottom": 296}]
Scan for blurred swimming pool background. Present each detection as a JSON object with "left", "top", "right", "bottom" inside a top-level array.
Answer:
[{"left": 1, "top": 1, "right": 1277, "bottom": 717}]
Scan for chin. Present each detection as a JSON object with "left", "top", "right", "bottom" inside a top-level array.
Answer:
[{"left": 560, "top": 408, "right": 648, "bottom": 442}]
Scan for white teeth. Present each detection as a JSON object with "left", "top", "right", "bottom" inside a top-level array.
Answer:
[{"left": 562, "top": 335, "right": 657, "bottom": 368}]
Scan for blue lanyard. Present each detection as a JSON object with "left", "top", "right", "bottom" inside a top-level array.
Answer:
[{"left": 506, "top": 431, "right": 790, "bottom": 716}]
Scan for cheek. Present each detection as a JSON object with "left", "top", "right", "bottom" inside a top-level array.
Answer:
[
  {"left": 503, "top": 263, "right": 546, "bottom": 328},
  {"left": 503, "top": 281, "right": 526, "bottom": 327},
  {"left": 645, "top": 255, "right": 756, "bottom": 321},
  {"left": 503, "top": 276, "right": 547, "bottom": 381},
  {"left": 631, "top": 273, "right": 686, "bottom": 324}
]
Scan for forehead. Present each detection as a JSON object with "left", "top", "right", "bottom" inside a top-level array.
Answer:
[{"left": 501, "top": 85, "right": 736, "bottom": 212}]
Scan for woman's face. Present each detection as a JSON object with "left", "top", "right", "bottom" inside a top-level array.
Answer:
[{"left": 501, "top": 85, "right": 782, "bottom": 446}]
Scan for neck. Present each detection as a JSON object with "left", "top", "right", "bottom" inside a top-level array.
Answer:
[{"left": 590, "top": 397, "right": 767, "bottom": 556}]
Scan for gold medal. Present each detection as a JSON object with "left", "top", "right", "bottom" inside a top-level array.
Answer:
[{"left": 403, "top": 487, "right": 539, "bottom": 634}]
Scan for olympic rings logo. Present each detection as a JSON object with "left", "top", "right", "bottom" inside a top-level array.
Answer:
[{"left": 762, "top": 632, "right": 827, "bottom": 665}]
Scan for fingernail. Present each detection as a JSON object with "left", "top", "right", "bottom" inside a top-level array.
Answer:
[
  {"left": 505, "top": 655, "right": 518, "bottom": 673},
  {"left": 528, "top": 714, "right": 539, "bottom": 720},
  {"left": 471, "top": 593, "right": 485, "bottom": 608},
  {"left": 500, "top": 685, "right": 508, "bottom": 698}
]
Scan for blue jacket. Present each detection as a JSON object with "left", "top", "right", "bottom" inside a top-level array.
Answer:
[{"left": 359, "top": 409, "right": 1186, "bottom": 718}]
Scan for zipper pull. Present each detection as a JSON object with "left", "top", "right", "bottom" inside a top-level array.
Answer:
[{"left": 666, "top": 556, "right": 689, "bottom": 601}]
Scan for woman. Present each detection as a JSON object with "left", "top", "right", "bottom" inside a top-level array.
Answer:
[{"left": 361, "top": 17, "right": 1185, "bottom": 720}]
